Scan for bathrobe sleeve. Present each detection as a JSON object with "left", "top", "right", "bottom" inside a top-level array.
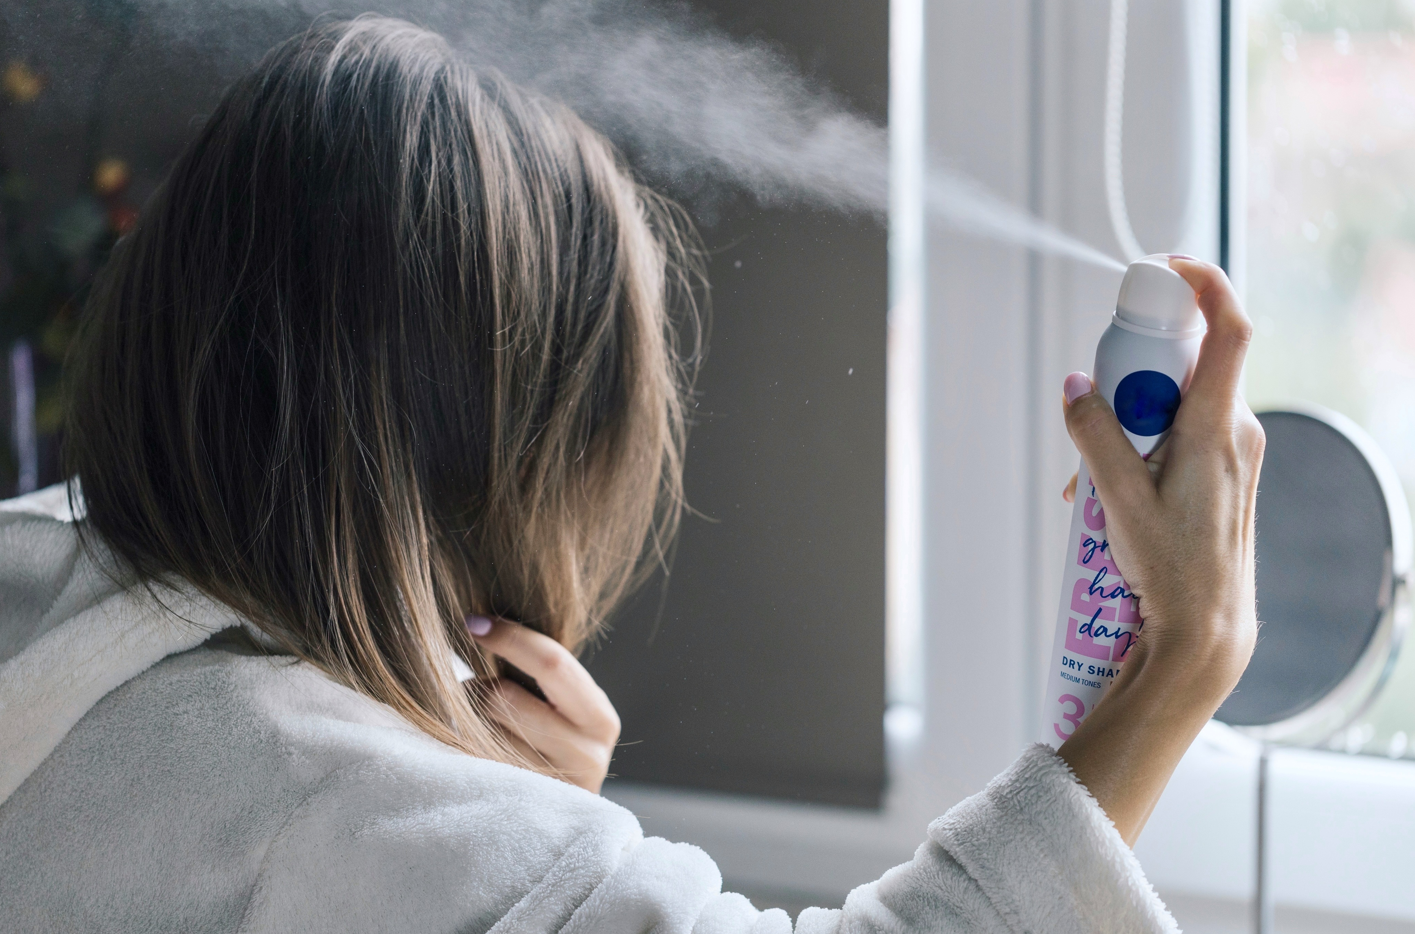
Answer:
[
  {"left": 567, "top": 744, "right": 1179, "bottom": 934},
  {"left": 234, "top": 734, "right": 1175, "bottom": 934}
]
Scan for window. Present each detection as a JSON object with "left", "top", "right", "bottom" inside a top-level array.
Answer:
[
  {"left": 1244, "top": 0, "right": 1415, "bottom": 760},
  {"left": 586, "top": 0, "right": 890, "bottom": 809}
]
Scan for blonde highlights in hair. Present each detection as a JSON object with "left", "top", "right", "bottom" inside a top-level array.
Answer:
[{"left": 64, "top": 16, "right": 702, "bottom": 772}]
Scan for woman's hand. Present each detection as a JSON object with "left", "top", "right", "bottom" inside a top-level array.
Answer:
[
  {"left": 1056, "top": 257, "right": 1265, "bottom": 845},
  {"left": 466, "top": 615, "right": 621, "bottom": 793}
]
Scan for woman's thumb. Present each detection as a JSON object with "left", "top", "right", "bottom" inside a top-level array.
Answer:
[{"left": 1063, "top": 372, "right": 1153, "bottom": 512}]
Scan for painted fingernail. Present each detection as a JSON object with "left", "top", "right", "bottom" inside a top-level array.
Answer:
[
  {"left": 1063, "top": 371, "right": 1093, "bottom": 405},
  {"left": 465, "top": 615, "right": 493, "bottom": 637},
  {"left": 1168, "top": 253, "right": 1198, "bottom": 261}
]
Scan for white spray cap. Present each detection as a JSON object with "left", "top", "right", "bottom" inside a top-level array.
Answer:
[{"left": 1114, "top": 253, "right": 1203, "bottom": 336}]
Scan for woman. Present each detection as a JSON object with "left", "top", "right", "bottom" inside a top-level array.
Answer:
[{"left": 0, "top": 16, "right": 1262, "bottom": 932}]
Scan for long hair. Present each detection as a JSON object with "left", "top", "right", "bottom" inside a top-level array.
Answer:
[{"left": 63, "top": 16, "right": 702, "bottom": 772}]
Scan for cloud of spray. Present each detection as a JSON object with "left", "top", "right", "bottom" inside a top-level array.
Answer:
[
  {"left": 925, "top": 174, "right": 1126, "bottom": 272},
  {"left": 2, "top": 0, "right": 1123, "bottom": 272}
]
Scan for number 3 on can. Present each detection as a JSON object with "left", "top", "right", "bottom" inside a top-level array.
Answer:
[{"left": 1053, "top": 693, "right": 1085, "bottom": 742}]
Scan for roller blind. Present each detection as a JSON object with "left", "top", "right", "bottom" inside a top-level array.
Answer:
[{"left": 587, "top": 0, "right": 888, "bottom": 808}]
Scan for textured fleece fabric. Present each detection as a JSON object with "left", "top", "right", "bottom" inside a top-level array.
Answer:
[{"left": 0, "top": 485, "right": 1180, "bottom": 933}]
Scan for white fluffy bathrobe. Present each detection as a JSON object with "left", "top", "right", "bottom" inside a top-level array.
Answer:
[{"left": 0, "top": 485, "right": 1179, "bottom": 933}]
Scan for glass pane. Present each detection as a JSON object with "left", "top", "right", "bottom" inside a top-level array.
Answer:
[{"left": 1246, "top": 0, "right": 1415, "bottom": 758}]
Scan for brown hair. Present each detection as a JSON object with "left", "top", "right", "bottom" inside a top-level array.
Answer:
[{"left": 63, "top": 16, "right": 702, "bottom": 771}]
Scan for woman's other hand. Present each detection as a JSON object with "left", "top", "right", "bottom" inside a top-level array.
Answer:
[
  {"left": 466, "top": 616, "right": 621, "bottom": 793},
  {"left": 1056, "top": 257, "right": 1265, "bottom": 845}
]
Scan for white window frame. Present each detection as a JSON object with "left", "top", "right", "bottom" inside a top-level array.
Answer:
[{"left": 605, "top": 3, "right": 1415, "bottom": 927}]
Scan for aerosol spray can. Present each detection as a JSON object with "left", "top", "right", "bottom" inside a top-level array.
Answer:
[{"left": 1043, "top": 254, "right": 1204, "bottom": 744}]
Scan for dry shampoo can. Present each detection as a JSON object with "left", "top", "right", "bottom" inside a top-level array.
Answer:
[{"left": 1042, "top": 254, "right": 1205, "bottom": 745}]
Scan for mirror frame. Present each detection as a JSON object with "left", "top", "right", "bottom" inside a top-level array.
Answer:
[{"left": 1230, "top": 404, "right": 1413, "bottom": 745}]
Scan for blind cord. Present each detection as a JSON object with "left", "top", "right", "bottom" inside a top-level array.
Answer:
[{"left": 1105, "top": 0, "right": 1146, "bottom": 262}]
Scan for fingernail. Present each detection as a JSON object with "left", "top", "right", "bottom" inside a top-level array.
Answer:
[
  {"left": 1168, "top": 253, "right": 1198, "bottom": 261},
  {"left": 1063, "top": 371, "right": 1094, "bottom": 405},
  {"left": 465, "top": 615, "right": 493, "bottom": 637}
]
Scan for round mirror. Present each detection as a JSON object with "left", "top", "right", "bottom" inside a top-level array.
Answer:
[{"left": 1215, "top": 405, "right": 1412, "bottom": 745}]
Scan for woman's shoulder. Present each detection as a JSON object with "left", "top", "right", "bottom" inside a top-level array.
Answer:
[
  {"left": 0, "top": 633, "right": 644, "bottom": 931},
  {"left": 140, "top": 632, "right": 637, "bottom": 825}
]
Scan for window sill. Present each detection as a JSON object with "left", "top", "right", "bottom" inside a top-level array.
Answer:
[
  {"left": 605, "top": 721, "right": 1415, "bottom": 924},
  {"left": 1138, "top": 722, "right": 1415, "bottom": 924}
]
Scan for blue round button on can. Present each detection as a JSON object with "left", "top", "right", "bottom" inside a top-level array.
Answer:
[{"left": 1113, "top": 369, "right": 1182, "bottom": 437}]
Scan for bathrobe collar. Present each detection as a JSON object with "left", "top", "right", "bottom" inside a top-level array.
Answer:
[{"left": 0, "top": 484, "right": 242, "bottom": 805}]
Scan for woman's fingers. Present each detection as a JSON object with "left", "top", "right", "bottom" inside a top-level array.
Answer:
[
  {"left": 486, "top": 679, "right": 574, "bottom": 746},
  {"left": 1063, "top": 472, "right": 1078, "bottom": 503},
  {"left": 485, "top": 680, "right": 593, "bottom": 761},
  {"left": 467, "top": 616, "right": 620, "bottom": 742},
  {"left": 494, "top": 722, "right": 596, "bottom": 787},
  {"left": 484, "top": 679, "right": 614, "bottom": 791},
  {"left": 1168, "top": 258, "right": 1253, "bottom": 416},
  {"left": 467, "top": 616, "right": 621, "bottom": 792},
  {"left": 1062, "top": 372, "right": 1155, "bottom": 514}
]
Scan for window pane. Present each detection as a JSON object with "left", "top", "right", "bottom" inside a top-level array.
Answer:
[
  {"left": 587, "top": 0, "right": 889, "bottom": 808},
  {"left": 1246, "top": 0, "right": 1415, "bottom": 758}
]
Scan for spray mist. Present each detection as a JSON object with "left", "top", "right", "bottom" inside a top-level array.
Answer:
[{"left": 1042, "top": 254, "right": 1204, "bottom": 744}]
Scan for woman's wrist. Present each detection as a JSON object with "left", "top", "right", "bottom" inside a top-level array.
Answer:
[
  {"left": 1110, "top": 646, "right": 1233, "bottom": 730},
  {"left": 1126, "top": 610, "right": 1254, "bottom": 707},
  {"left": 1058, "top": 671, "right": 1212, "bottom": 845},
  {"left": 1058, "top": 615, "right": 1253, "bottom": 846}
]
